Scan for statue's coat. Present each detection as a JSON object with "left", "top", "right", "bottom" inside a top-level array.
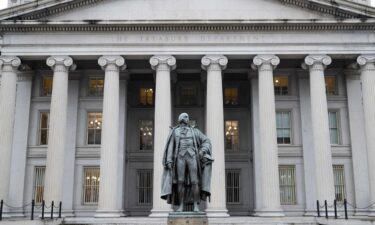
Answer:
[{"left": 161, "top": 125, "right": 213, "bottom": 206}]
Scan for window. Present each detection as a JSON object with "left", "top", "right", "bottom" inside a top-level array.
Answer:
[
  {"left": 224, "top": 87, "right": 239, "bottom": 106},
  {"left": 137, "top": 170, "right": 153, "bottom": 205},
  {"left": 274, "top": 76, "right": 289, "bottom": 95},
  {"left": 279, "top": 166, "right": 297, "bottom": 205},
  {"left": 325, "top": 76, "right": 337, "bottom": 95},
  {"left": 139, "top": 88, "right": 154, "bottom": 106},
  {"left": 87, "top": 113, "right": 102, "bottom": 145},
  {"left": 276, "top": 111, "right": 291, "bottom": 144},
  {"left": 88, "top": 78, "right": 104, "bottom": 96},
  {"left": 225, "top": 120, "right": 239, "bottom": 151},
  {"left": 41, "top": 77, "right": 53, "bottom": 96},
  {"left": 226, "top": 170, "right": 240, "bottom": 204},
  {"left": 329, "top": 111, "right": 339, "bottom": 145},
  {"left": 333, "top": 165, "right": 346, "bottom": 202},
  {"left": 180, "top": 86, "right": 197, "bottom": 105},
  {"left": 139, "top": 120, "right": 153, "bottom": 150},
  {"left": 82, "top": 167, "right": 100, "bottom": 205},
  {"left": 33, "top": 167, "right": 45, "bottom": 204},
  {"left": 38, "top": 112, "right": 50, "bottom": 145}
]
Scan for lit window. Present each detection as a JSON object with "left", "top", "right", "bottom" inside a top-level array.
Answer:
[
  {"left": 41, "top": 77, "right": 53, "bottom": 96},
  {"left": 88, "top": 78, "right": 104, "bottom": 96},
  {"left": 333, "top": 165, "right": 346, "bottom": 203},
  {"left": 82, "top": 167, "right": 100, "bottom": 205},
  {"left": 139, "top": 88, "right": 154, "bottom": 106},
  {"left": 325, "top": 76, "right": 337, "bottom": 95},
  {"left": 274, "top": 76, "right": 289, "bottom": 95},
  {"left": 224, "top": 87, "right": 239, "bottom": 106},
  {"left": 225, "top": 120, "right": 239, "bottom": 151},
  {"left": 328, "top": 111, "right": 339, "bottom": 145},
  {"left": 279, "top": 165, "right": 297, "bottom": 205},
  {"left": 276, "top": 111, "right": 291, "bottom": 144},
  {"left": 137, "top": 170, "right": 153, "bottom": 205},
  {"left": 87, "top": 113, "right": 102, "bottom": 145},
  {"left": 139, "top": 120, "right": 153, "bottom": 150},
  {"left": 226, "top": 170, "right": 240, "bottom": 204},
  {"left": 180, "top": 86, "right": 197, "bottom": 105},
  {"left": 33, "top": 167, "right": 45, "bottom": 204},
  {"left": 38, "top": 112, "right": 50, "bottom": 145}
]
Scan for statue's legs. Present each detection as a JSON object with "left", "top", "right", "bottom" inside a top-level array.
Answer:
[
  {"left": 177, "top": 182, "right": 185, "bottom": 212},
  {"left": 177, "top": 154, "right": 187, "bottom": 212},
  {"left": 186, "top": 154, "right": 200, "bottom": 212}
]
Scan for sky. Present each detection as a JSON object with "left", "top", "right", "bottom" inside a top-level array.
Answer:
[{"left": 0, "top": 0, "right": 374, "bottom": 10}]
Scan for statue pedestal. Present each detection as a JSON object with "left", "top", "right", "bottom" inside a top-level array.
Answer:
[{"left": 168, "top": 212, "right": 208, "bottom": 225}]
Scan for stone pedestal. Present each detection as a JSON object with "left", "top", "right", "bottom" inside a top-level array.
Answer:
[{"left": 168, "top": 212, "right": 208, "bottom": 225}]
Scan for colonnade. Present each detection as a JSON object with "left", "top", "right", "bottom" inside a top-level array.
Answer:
[{"left": 0, "top": 54, "right": 374, "bottom": 217}]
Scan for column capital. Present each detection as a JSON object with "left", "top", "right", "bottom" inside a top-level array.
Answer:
[
  {"left": 302, "top": 55, "right": 331, "bottom": 71},
  {"left": 150, "top": 55, "right": 176, "bottom": 71},
  {"left": 251, "top": 55, "right": 280, "bottom": 71},
  {"left": 0, "top": 56, "right": 21, "bottom": 72},
  {"left": 201, "top": 55, "right": 228, "bottom": 71},
  {"left": 357, "top": 55, "right": 375, "bottom": 71},
  {"left": 47, "top": 56, "right": 76, "bottom": 72},
  {"left": 98, "top": 55, "right": 126, "bottom": 72}
]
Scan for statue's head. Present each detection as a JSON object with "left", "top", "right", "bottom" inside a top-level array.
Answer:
[{"left": 178, "top": 113, "right": 189, "bottom": 125}]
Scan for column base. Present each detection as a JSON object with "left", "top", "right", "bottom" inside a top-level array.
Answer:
[
  {"left": 149, "top": 209, "right": 172, "bottom": 217},
  {"left": 94, "top": 209, "right": 124, "bottom": 218},
  {"left": 368, "top": 209, "right": 375, "bottom": 217},
  {"left": 354, "top": 209, "right": 369, "bottom": 216},
  {"left": 205, "top": 208, "right": 230, "bottom": 217},
  {"left": 255, "top": 208, "right": 285, "bottom": 217}
]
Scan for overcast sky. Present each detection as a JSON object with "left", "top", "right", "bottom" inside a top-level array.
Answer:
[{"left": 0, "top": 0, "right": 374, "bottom": 11}]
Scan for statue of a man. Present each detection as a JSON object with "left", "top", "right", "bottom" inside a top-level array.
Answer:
[{"left": 161, "top": 113, "right": 214, "bottom": 212}]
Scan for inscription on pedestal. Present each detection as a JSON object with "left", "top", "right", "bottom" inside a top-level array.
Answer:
[{"left": 168, "top": 212, "right": 208, "bottom": 225}]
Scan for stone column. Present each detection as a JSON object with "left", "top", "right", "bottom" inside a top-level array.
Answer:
[
  {"left": 252, "top": 55, "right": 284, "bottom": 217},
  {"left": 149, "top": 55, "right": 176, "bottom": 217},
  {"left": 357, "top": 55, "right": 375, "bottom": 216},
  {"left": 44, "top": 56, "right": 75, "bottom": 206},
  {"left": 95, "top": 56, "right": 126, "bottom": 217},
  {"left": 302, "top": 55, "right": 335, "bottom": 205},
  {"left": 0, "top": 56, "right": 21, "bottom": 217},
  {"left": 202, "top": 55, "right": 229, "bottom": 217}
]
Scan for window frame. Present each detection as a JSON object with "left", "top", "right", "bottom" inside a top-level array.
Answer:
[
  {"left": 325, "top": 75, "right": 338, "bottom": 96},
  {"left": 273, "top": 76, "right": 289, "bottom": 96},
  {"left": 38, "top": 111, "right": 50, "bottom": 146},
  {"left": 223, "top": 86, "right": 240, "bottom": 107},
  {"left": 40, "top": 76, "right": 53, "bottom": 97},
  {"left": 328, "top": 110, "right": 341, "bottom": 145},
  {"left": 279, "top": 165, "right": 297, "bottom": 205},
  {"left": 225, "top": 169, "right": 241, "bottom": 204},
  {"left": 32, "top": 166, "right": 46, "bottom": 205},
  {"left": 333, "top": 165, "right": 346, "bottom": 203},
  {"left": 276, "top": 110, "right": 293, "bottom": 145},
  {"left": 82, "top": 166, "right": 100, "bottom": 205},
  {"left": 138, "top": 87, "right": 155, "bottom": 107},
  {"left": 225, "top": 120, "right": 240, "bottom": 151},
  {"left": 137, "top": 169, "right": 153, "bottom": 205},
  {"left": 86, "top": 112, "right": 103, "bottom": 146},
  {"left": 138, "top": 119, "right": 154, "bottom": 151},
  {"left": 87, "top": 77, "right": 104, "bottom": 97}
]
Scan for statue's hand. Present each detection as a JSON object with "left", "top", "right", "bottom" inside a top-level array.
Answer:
[{"left": 166, "top": 162, "right": 173, "bottom": 170}]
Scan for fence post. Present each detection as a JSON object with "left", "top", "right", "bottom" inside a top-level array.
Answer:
[
  {"left": 344, "top": 199, "right": 348, "bottom": 220},
  {"left": 51, "top": 201, "right": 54, "bottom": 219},
  {"left": 317, "top": 200, "right": 320, "bottom": 217},
  {"left": 0, "top": 199, "right": 3, "bottom": 221},
  {"left": 41, "top": 200, "right": 45, "bottom": 219},
  {"left": 334, "top": 200, "right": 337, "bottom": 219},
  {"left": 325, "top": 200, "right": 328, "bottom": 219},
  {"left": 58, "top": 201, "right": 62, "bottom": 218},
  {"left": 31, "top": 200, "right": 35, "bottom": 220}
]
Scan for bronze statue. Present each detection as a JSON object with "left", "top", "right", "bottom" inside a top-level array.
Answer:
[{"left": 161, "top": 113, "right": 213, "bottom": 212}]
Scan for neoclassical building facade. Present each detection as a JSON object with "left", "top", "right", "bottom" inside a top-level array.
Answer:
[{"left": 0, "top": 0, "right": 375, "bottom": 223}]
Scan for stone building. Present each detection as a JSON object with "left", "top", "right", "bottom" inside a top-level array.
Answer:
[{"left": 0, "top": 0, "right": 375, "bottom": 224}]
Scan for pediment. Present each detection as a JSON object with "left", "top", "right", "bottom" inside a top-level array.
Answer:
[{"left": 42, "top": 0, "right": 338, "bottom": 21}]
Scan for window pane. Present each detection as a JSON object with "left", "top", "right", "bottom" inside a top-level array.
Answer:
[
  {"left": 226, "top": 170, "right": 240, "bottom": 204},
  {"left": 225, "top": 120, "right": 239, "bottom": 151},
  {"left": 274, "top": 76, "right": 289, "bottom": 95},
  {"left": 180, "top": 86, "right": 197, "bottom": 105},
  {"left": 139, "top": 88, "right": 154, "bottom": 106},
  {"left": 87, "top": 112, "right": 102, "bottom": 145},
  {"left": 328, "top": 111, "right": 339, "bottom": 144},
  {"left": 88, "top": 78, "right": 104, "bottom": 96},
  {"left": 224, "top": 87, "right": 239, "bottom": 106},
  {"left": 279, "top": 166, "right": 296, "bottom": 205},
  {"left": 137, "top": 170, "right": 153, "bottom": 205},
  {"left": 39, "top": 112, "right": 50, "bottom": 145},
  {"left": 33, "top": 167, "right": 45, "bottom": 204},
  {"left": 140, "top": 120, "right": 153, "bottom": 150},
  {"left": 325, "top": 76, "right": 337, "bottom": 95},
  {"left": 276, "top": 112, "right": 291, "bottom": 144},
  {"left": 333, "top": 165, "right": 346, "bottom": 202},
  {"left": 83, "top": 167, "right": 100, "bottom": 205},
  {"left": 41, "top": 77, "right": 53, "bottom": 96}
]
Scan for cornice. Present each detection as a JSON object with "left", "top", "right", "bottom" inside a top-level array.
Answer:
[{"left": 0, "top": 19, "right": 375, "bottom": 32}]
